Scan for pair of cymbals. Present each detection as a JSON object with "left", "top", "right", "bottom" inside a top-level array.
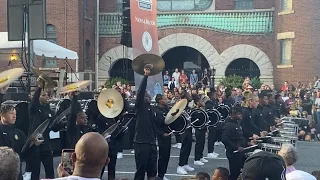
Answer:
[
  {"left": 59, "top": 80, "right": 91, "bottom": 94},
  {"left": 132, "top": 53, "right": 165, "bottom": 76},
  {"left": 0, "top": 68, "right": 25, "bottom": 89},
  {"left": 32, "top": 67, "right": 55, "bottom": 89},
  {"left": 97, "top": 88, "right": 124, "bottom": 118},
  {"left": 165, "top": 99, "right": 188, "bottom": 125}
]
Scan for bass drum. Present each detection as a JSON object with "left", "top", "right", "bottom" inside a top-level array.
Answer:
[
  {"left": 217, "top": 105, "right": 230, "bottom": 120},
  {"left": 167, "top": 112, "right": 190, "bottom": 134},
  {"left": 190, "top": 109, "right": 208, "bottom": 129},
  {"left": 55, "top": 99, "right": 71, "bottom": 115},
  {"left": 13, "top": 101, "right": 30, "bottom": 136},
  {"left": 206, "top": 109, "right": 221, "bottom": 127}
]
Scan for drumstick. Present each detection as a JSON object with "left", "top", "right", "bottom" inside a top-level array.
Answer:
[
  {"left": 233, "top": 145, "right": 258, "bottom": 153},
  {"left": 190, "top": 119, "right": 199, "bottom": 125}
]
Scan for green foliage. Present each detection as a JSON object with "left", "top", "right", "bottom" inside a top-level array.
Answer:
[
  {"left": 250, "top": 77, "right": 263, "bottom": 89},
  {"left": 219, "top": 75, "right": 263, "bottom": 89},
  {"left": 104, "top": 77, "right": 129, "bottom": 88},
  {"left": 219, "top": 75, "right": 244, "bottom": 89}
]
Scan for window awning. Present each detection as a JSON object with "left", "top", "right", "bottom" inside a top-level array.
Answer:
[{"left": 0, "top": 32, "right": 78, "bottom": 60}]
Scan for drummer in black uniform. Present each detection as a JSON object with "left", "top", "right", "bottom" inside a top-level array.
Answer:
[
  {"left": 27, "top": 78, "right": 56, "bottom": 180},
  {"left": 99, "top": 88, "right": 130, "bottom": 180},
  {"left": 0, "top": 86, "right": 43, "bottom": 180},
  {"left": 177, "top": 91, "right": 195, "bottom": 175},
  {"left": 241, "top": 92, "right": 260, "bottom": 141},
  {"left": 193, "top": 93, "right": 208, "bottom": 166},
  {"left": 133, "top": 68, "right": 158, "bottom": 180},
  {"left": 206, "top": 91, "right": 220, "bottom": 158},
  {"left": 221, "top": 106, "right": 247, "bottom": 180},
  {"left": 154, "top": 94, "right": 171, "bottom": 180}
]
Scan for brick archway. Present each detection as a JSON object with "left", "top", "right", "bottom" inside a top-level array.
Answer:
[
  {"left": 217, "top": 44, "right": 274, "bottom": 84},
  {"left": 98, "top": 45, "right": 133, "bottom": 84},
  {"left": 158, "top": 33, "right": 221, "bottom": 69}
]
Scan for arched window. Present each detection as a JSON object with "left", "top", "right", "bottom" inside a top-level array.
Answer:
[
  {"left": 157, "top": 0, "right": 212, "bottom": 12},
  {"left": 84, "top": 40, "right": 90, "bottom": 69},
  {"left": 44, "top": 24, "right": 57, "bottom": 67}
]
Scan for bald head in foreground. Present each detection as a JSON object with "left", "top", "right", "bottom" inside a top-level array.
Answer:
[{"left": 57, "top": 132, "right": 109, "bottom": 179}]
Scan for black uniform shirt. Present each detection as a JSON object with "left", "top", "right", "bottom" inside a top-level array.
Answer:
[
  {"left": 221, "top": 118, "right": 247, "bottom": 158},
  {"left": 134, "top": 76, "right": 157, "bottom": 145},
  {"left": 154, "top": 105, "right": 170, "bottom": 136},
  {"left": 262, "top": 104, "right": 276, "bottom": 127},
  {"left": 253, "top": 105, "right": 268, "bottom": 132},
  {"left": 0, "top": 125, "right": 27, "bottom": 156},
  {"left": 205, "top": 99, "right": 218, "bottom": 110},
  {"left": 241, "top": 107, "right": 259, "bottom": 139}
]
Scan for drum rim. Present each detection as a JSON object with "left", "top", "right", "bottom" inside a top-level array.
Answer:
[
  {"left": 206, "top": 109, "right": 221, "bottom": 127},
  {"left": 190, "top": 109, "right": 208, "bottom": 128},
  {"left": 167, "top": 113, "right": 188, "bottom": 134}
]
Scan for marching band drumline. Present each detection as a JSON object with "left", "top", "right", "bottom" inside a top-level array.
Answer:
[{"left": 0, "top": 57, "right": 306, "bottom": 180}]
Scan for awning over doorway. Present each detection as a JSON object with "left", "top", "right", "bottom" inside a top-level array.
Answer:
[{"left": 0, "top": 32, "right": 78, "bottom": 60}]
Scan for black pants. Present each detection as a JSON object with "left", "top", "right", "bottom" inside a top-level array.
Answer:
[
  {"left": 128, "top": 119, "right": 136, "bottom": 149},
  {"left": 208, "top": 127, "right": 218, "bottom": 153},
  {"left": 175, "top": 133, "right": 182, "bottom": 143},
  {"left": 195, "top": 128, "right": 206, "bottom": 161},
  {"left": 157, "top": 135, "right": 171, "bottom": 178},
  {"left": 134, "top": 143, "right": 157, "bottom": 180},
  {"left": 179, "top": 128, "right": 192, "bottom": 166},
  {"left": 101, "top": 147, "right": 117, "bottom": 180},
  {"left": 228, "top": 153, "right": 245, "bottom": 180},
  {"left": 28, "top": 144, "right": 54, "bottom": 180}
]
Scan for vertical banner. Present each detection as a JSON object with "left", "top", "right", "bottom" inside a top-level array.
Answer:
[{"left": 130, "top": 0, "right": 163, "bottom": 99}]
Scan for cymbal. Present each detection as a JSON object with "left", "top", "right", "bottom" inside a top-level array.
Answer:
[
  {"left": 165, "top": 99, "right": 188, "bottom": 125},
  {"left": 101, "top": 123, "right": 119, "bottom": 139},
  {"left": 132, "top": 53, "right": 165, "bottom": 76},
  {"left": 21, "top": 119, "right": 50, "bottom": 153},
  {"left": 32, "top": 67, "right": 55, "bottom": 89},
  {"left": 59, "top": 80, "right": 91, "bottom": 94},
  {"left": 97, "top": 88, "right": 124, "bottom": 118},
  {"left": 49, "top": 107, "right": 71, "bottom": 129},
  {"left": 0, "top": 68, "right": 24, "bottom": 89}
]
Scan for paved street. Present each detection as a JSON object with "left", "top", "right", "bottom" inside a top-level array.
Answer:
[{"left": 22, "top": 140, "right": 320, "bottom": 180}]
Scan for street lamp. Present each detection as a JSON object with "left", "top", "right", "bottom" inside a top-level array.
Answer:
[{"left": 8, "top": 54, "right": 18, "bottom": 68}]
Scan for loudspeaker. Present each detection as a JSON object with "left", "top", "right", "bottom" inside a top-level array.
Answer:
[
  {"left": 7, "top": 0, "right": 46, "bottom": 41},
  {"left": 120, "top": 0, "right": 132, "bottom": 47}
]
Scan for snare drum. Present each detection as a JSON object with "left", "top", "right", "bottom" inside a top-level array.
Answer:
[
  {"left": 190, "top": 109, "right": 208, "bottom": 129},
  {"left": 259, "top": 143, "right": 281, "bottom": 154},
  {"left": 279, "top": 130, "right": 296, "bottom": 137},
  {"left": 278, "top": 135, "right": 298, "bottom": 146},
  {"left": 271, "top": 137, "right": 292, "bottom": 147},
  {"left": 216, "top": 105, "right": 230, "bottom": 119},
  {"left": 167, "top": 112, "right": 190, "bottom": 134},
  {"left": 206, "top": 109, "right": 221, "bottom": 127}
]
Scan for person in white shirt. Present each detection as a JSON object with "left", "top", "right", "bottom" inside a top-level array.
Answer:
[
  {"left": 172, "top": 69, "right": 180, "bottom": 88},
  {"left": 54, "top": 132, "right": 110, "bottom": 180},
  {"left": 287, "top": 170, "right": 317, "bottom": 180}
]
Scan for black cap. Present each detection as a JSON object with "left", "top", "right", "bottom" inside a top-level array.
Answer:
[
  {"left": 155, "top": 94, "right": 163, "bottom": 103},
  {"left": 242, "top": 151, "right": 286, "bottom": 180}
]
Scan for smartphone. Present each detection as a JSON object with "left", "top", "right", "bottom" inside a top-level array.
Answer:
[{"left": 61, "top": 149, "right": 74, "bottom": 174}]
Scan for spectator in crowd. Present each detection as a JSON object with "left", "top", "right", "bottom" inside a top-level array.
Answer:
[
  {"left": 0, "top": 146, "right": 20, "bottom": 180},
  {"left": 172, "top": 69, "right": 181, "bottom": 88},
  {"left": 55, "top": 132, "right": 109, "bottom": 179},
  {"left": 287, "top": 170, "right": 317, "bottom": 180},
  {"left": 212, "top": 167, "right": 229, "bottom": 180},
  {"left": 163, "top": 71, "right": 170, "bottom": 87},
  {"left": 190, "top": 70, "right": 198, "bottom": 86},
  {"left": 196, "top": 172, "right": 210, "bottom": 180},
  {"left": 278, "top": 144, "right": 298, "bottom": 174},
  {"left": 241, "top": 151, "right": 286, "bottom": 180}
]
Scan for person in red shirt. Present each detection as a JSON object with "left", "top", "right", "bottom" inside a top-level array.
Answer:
[
  {"left": 281, "top": 81, "right": 289, "bottom": 91},
  {"left": 179, "top": 70, "right": 188, "bottom": 84}
]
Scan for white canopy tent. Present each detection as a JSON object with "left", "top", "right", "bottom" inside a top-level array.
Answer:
[{"left": 0, "top": 32, "right": 78, "bottom": 60}]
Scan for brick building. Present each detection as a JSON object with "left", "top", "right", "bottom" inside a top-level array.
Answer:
[
  {"left": 98, "top": 0, "right": 320, "bottom": 88},
  {"left": 0, "top": 0, "right": 97, "bottom": 81}
]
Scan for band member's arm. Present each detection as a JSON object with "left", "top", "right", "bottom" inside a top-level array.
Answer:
[
  {"left": 67, "top": 94, "right": 80, "bottom": 136},
  {"left": 29, "top": 87, "right": 42, "bottom": 114},
  {"left": 135, "top": 76, "right": 148, "bottom": 109}
]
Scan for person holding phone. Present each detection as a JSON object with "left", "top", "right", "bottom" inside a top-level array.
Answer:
[{"left": 27, "top": 78, "right": 57, "bottom": 180}]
